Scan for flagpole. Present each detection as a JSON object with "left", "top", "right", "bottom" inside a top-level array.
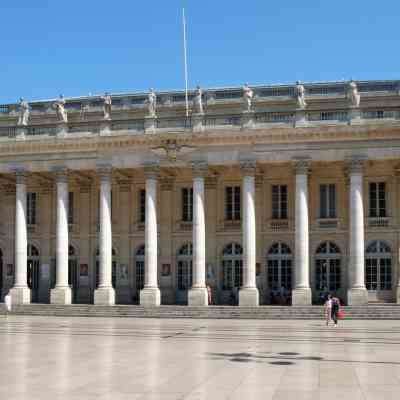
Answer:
[{"left": 183, "top": 7, "right": 189, "bottom": 118}]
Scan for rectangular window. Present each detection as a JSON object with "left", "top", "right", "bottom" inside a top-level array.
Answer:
[
  {"left": 272, "top": 185, "right": 288, "bottom": 219},
  {"left": 139, "top": 189, "right": 146, "bottom": 223},
  {"left": 225, "top": 186, "right": 241, "bottom": 221},
  {"left": 319, "top": 184, "right": 336, "bottom": 218},
  {"left": 68, "top": 192, "right": 74, "bottom": 225},
  {"left": 27, "top": 192, "right": 37, "bottom": 225},
  {"left": 369, "top": 182, "right": 386, "bottom": 218},
  {"left": 182, "top": 188, "right": 193, "bottom": 222}
]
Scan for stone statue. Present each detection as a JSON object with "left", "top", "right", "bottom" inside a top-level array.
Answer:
[
  {"left": 243, "top": 84, "right": 253, "bottom": 112},
  {"left": 295, "top": 82, "right": 307, "bottom": 109},
  {"left": 347, "top": 80, "right": 360, "bottom": 108},
  {"left": 53, "top": 95, "right": 68, "bottom": 123},
  {"left": 101, "top": 92, "right": 112, "bottom": 120},
  {"left": 147, "top": 88, "right": 157, "bottom": 117},
  {"left": 17, "top": 98, "right": 30, "bottom": 126},
  {"left": 193, "top": 85, "right": 204, "bottom": 114}
]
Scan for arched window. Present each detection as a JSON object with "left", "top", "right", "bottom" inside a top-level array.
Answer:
[
  {"left": 177, "top": 243, "right": 193, "bottom": 291},
  {"left": 135, "top": 245, "right": 145, "bottom": 291},
  {"left": 365, "top": 241, "right": 392, "bottom": 290},
  {"left": 267, "top": 242, "right": 292, "bottom": 290},
  {"left": 95, "top": 248, "right": 117, "bottom": 288},
  {"left": 28, "top": 244, "right": 39, "bottom": 257},
  {"left": 222, "top": 243, "right": 243, "bottom": 290},
  {"left": 315, "top": 241, "right": 341, "bottom": 291}
]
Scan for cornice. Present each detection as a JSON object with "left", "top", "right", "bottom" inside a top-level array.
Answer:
[{"left": 0, "top": 123, "right": 400, "bottom": 159}]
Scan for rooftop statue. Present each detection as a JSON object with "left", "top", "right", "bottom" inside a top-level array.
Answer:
[
  {"left": 295, "top": 82, "right": 307, "bottom": 109},
  {"left": 243, "top": 84, "right": 254, "bottom": 112},
  {"left": 147, "top": 88, "right": 157, "bottom": 117},
  {"left": 53, "top": 95, "right": 68, "bottom": 123},
  {"left": 101, "top": 92, "right": 112, "bottom": 120},
  {"left": 17, "top": 98, "right": 30, "bottom": 126},
  {"left": 347, "top": 80, "right": 360, "bottom": 108},
  {"left": 193, "top": 85, "right": 204, "bottom": 114}
]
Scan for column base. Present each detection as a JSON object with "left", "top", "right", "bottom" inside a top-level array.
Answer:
[
  {"left": 396, "top": 286, "right": 400, "bottom": 304},
  {"left": 347, "top": 287, "right": 368, "bottom": 305},
  {"left": 239, "top": 287, "right": 259, "bottom": 307},
  {"left": 94, "top": 287, "right": 115, "bottom": 305},
  {"left": 292, "top": 288, "right": 312, "bottom": 305},
  {"left": 140, "top": 287, "right": 161, "bottom": 307},
  {"left": 188, "top": 287, "right": 208, "bottom": 306},
  {"left": 9, "top": 287, "right": 31, "bottom": 305},
  {"left": 50, "top": 286, "right": 72, "bottom": 305}
]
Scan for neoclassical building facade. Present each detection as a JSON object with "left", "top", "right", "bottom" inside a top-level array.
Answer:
[{"left": 0, "top": 80, "right": 400, "bottom": 306}]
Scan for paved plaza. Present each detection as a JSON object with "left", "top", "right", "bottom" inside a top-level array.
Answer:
[{"left": 1, "top": 316, "right": 400, "bottom": 399}]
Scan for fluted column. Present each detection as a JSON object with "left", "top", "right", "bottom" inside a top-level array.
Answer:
[
  {"left": 239, "top": 161, "right": 259, "bottom": 306},
  {"left": 94, "top": 165, "right": 115, "bottom": 305},
  {"left": 188, "top": 162, "right": 208, "bottom": 306},
  {"left": 140, "top": 165, "right": 161, "bottom": 306},
  {"left": 10, "top": 170, "right": 31, "bottom": 304},
  {"left": 51, "top": 168, "right": 72, "bottom": 304},
  {"left": 347, "top": 158, "right": 368, "bottom": 305},
  {"left": 292, "top": 159, "right": 312, "bottom": 305}
]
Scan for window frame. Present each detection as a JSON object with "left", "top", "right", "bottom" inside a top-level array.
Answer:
[
  {"left": 271, "top": 184, "right": 288, "bottom": 220},
  {"left": 225, "top": 186, "right": 241, "bottom": 221}
]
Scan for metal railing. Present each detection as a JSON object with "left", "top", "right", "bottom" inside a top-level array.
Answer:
[{"left": 255, "top": 112, "right": 294, "bottom": 124}]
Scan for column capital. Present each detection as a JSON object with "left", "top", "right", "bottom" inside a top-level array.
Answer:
[
  {"left": 240, "top": 160, "right": 257, "bottom": 176},
  {"left": 14, "top": 170, "right": 28, "bottom": 184},
  {"left": 144, "top": 164, "right": 160, "bottom": 180},
  {"left": 192, "top": 161, "right": 208, "bottom": 178},
  {"left": 53, "top": 167, "right": 69, "bottom": 183},
  {"left": 97, "top": 164, "right": 113, "bottom": 181},
  {"left": 292, "top": 158, "right": 311, "bottom": 175},
  {"left": 346, "top": 157, "right": 366, "bottom": 174}
]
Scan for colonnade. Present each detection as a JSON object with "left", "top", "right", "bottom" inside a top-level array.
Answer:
[{"left": 9, "top": 158, "right": 369, "bottom": 306}]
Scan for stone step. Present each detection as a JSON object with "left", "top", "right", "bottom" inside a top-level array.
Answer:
[{"left": 1, "top": 304, "right": 400, "bottom": 319}]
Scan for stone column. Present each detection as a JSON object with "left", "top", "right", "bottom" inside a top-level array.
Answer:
[
  {"left": 239, "top": 161, "right": 259, "bottom": 306},
  {"left": 51, "top": 168, "right": 72, "bottom": 304},
  {"left": 94, "top": 165, "right": 115, "bottom": 305},
  {"left": 140, "top": 165, "right": 161, "bottom": 306},
  {"left": 188, "top": 162, "right": 208, "bottom": 306},
  {"left": 347, "top": 158, "right": 368, "bottom": 305},
  {"left": 292, "top": 160, "right": 312, "bottom": 305},
  {"left": 10, "top": 171, "right": 31, "bottom": 304}
]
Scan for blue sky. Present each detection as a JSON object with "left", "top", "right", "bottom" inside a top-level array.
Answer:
[{"left": 0, "top": 0, "right": 399, "bottom": 103}]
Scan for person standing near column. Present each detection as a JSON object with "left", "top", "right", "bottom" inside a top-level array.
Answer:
[
  {"left": 347, "top": 157, "right": 368, "bottom": 305},
  {"left": 292, "top": 159, "right": 312, "bottom": 305},
  {"left": 51, "top": 167, "right": 72, "bottom": 304},
  {"left": 188, "top": 162, "right": 208, "bottom": 306},
  {"left": 140, "top": 164, "right": 161, "bottom": 306},
  {"left": 239, "top": 160, "right": 259, "bottom": 307},
  {"left": 94, "top": 165, "right": 115, "bottom": 305},
  {"left": 9, "top": 170, "right": 31, "bottom": 305}
]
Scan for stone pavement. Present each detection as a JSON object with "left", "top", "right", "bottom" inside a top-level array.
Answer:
[{"left": 1, "top": 316, "right": 400, "bottom": 399}]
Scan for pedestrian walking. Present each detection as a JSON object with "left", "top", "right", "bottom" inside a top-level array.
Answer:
[
  {"left": 4, "top": 291, "right": 11, "bottom": 318},
  {"left": 331, "top": 295, "right": 340, "bottom": 327},
  {"left": 207, "top": 285, "right": 212, "bottom": 305},
  {"left": 324, "top": 294, "right": 332, "bottom": 326}
]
